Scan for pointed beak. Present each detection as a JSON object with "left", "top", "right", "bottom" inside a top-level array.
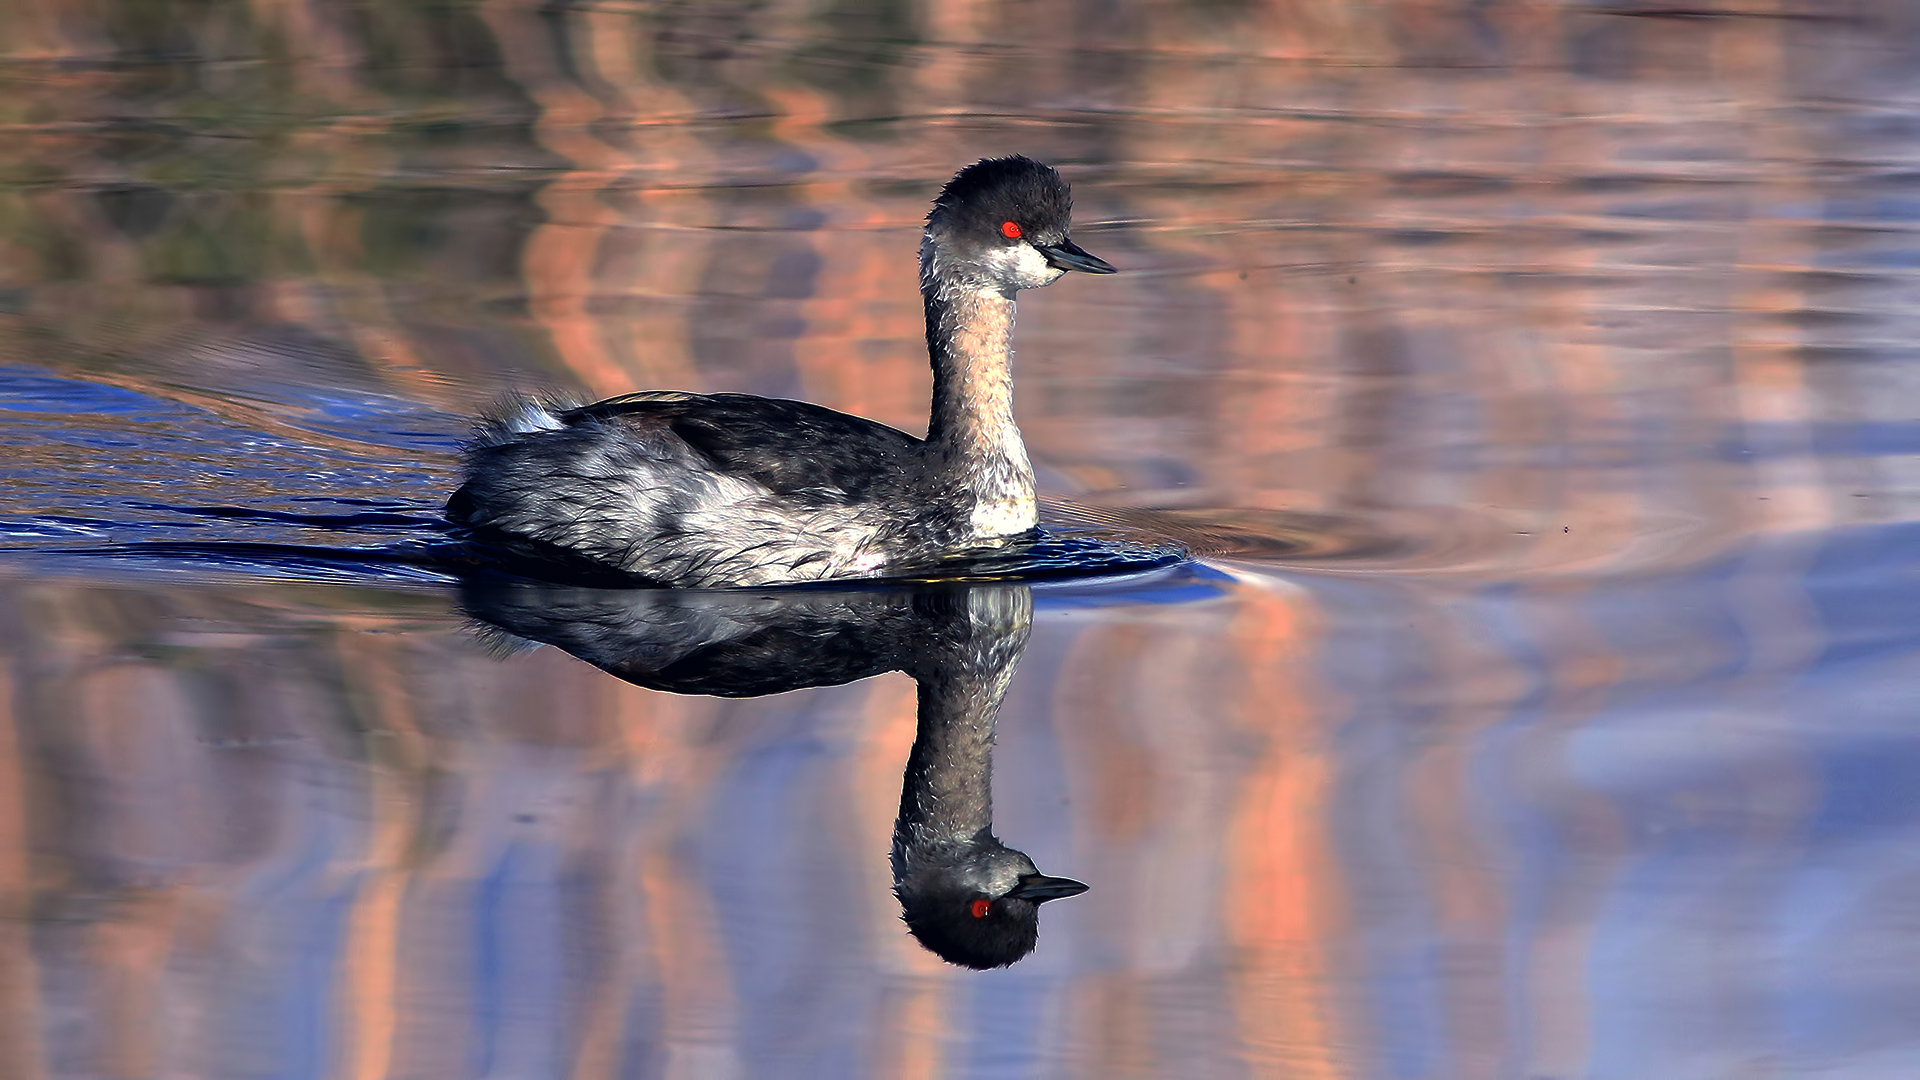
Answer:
[
  {"left": 1036, "top": 237, "right": 1116, "bottom": 275},
  {"left": 1006, "top": 872, "right": 1091, "bottom": 903}
]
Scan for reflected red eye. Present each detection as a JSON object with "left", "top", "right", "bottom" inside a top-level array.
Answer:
[
  {"left": 1000, "top": 220, "right": 1022, "bottom": 239},
  {"left": 969, "top": 898, "right": 992, "bottom": 918}
]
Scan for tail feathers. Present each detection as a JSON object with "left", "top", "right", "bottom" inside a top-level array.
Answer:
[{"left": 466, "top": 394, "right": 577, "bottom": 448}]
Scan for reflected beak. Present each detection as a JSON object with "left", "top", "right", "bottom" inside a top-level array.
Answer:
[
  {"left": 1006, "top": 873, "right": 1091, "bottom": 903},
  {"left": 1037, "top": 237, "right": 1117, "bottom": 275}
]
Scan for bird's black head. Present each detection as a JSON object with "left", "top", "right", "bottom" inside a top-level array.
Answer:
[
  {"left": 894, "top": 841, "right": 1089, "bottom": 969},
  {"left": 923, "top": 156, "right": 1115, "bottom": 291}
]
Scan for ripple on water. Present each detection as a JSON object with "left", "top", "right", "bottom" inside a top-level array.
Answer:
[
  {"left": 0, "top": 364, "right": 1385, "bottom": 590},
  {"left": 0, "top": 363, "right": 1603, "bottom": 592}
]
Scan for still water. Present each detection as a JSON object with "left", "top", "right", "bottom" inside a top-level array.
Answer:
[{"left": 1, "top": 2, "right": 1919, "bottom": 1077}]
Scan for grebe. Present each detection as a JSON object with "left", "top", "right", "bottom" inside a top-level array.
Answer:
[{"left": 446, "top": 156, "right": 1115, "bottom": 587}]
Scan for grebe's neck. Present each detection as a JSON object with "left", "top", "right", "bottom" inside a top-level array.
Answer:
[
  {"left": 891, "top": 587, "right": 1031, "bottom": 871},
  {"left": 921, "top": 237, "right": 1037, "bottom": 537}
]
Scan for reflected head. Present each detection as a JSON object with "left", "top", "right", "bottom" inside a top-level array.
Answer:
[{"left": 895, "top": 846, "right": 1088, "bottom": 970}]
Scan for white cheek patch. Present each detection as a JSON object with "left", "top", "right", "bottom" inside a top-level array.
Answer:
[{"left": 980, "top": 244, "right": 1066, "bottom": 291}]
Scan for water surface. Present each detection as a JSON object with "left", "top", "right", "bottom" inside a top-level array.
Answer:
[{"left": 1, "top": 2, "right": 1919, "bottom": 1077}]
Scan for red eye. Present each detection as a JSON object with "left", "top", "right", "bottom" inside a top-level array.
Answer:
[
  {"left": 1000, "top": 220, "right": 1022, "bottom": 239},
  {"left": 969, "top": 899, "right": 991, "bottom": 919}
]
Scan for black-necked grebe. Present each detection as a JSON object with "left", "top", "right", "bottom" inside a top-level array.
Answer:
[{"left": 446, "top": 156, "right": 1115, "bottom": 587}]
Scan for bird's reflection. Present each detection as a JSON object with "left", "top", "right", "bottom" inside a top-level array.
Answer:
[{"left": 459, "top": 578, "right": 1088, "bottom": 969}]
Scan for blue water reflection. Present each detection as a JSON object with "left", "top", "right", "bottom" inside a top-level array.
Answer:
[{"left": 1284, "top": 518, "right": 1920, "bottom": 1077}]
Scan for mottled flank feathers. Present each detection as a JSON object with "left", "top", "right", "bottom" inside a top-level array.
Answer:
[{"left": 448, "top": 393, "right": 934, "bottom": 586}]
